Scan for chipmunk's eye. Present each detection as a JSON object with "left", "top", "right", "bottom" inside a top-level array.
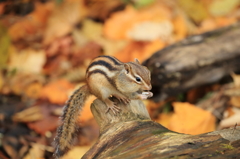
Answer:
[{"left": 135, "top": 76, "right": 141, "bottom": 82}]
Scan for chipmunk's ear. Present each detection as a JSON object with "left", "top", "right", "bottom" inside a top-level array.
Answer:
[
  {"left": 134, "top": 58, "right": 140, "bottom": 64},
  {"left": 124, "top": 64, "right": 131, "bottom": 74}
]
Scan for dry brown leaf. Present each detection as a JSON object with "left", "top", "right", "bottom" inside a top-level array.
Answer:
[
  {"left": 8, "top": 2, "right": 54, "bottom": 41},
  {"left": 7, "top": 73, "right": 45, "bottom": 97},
  {"left": 168, "top": 102, "right": 216, "bottom": 135},
  {"left": 23, "top": 143, "right": 45, "bottom": 159},
  {"left": 0, "top": 72, "right": 4, "bottom": 91},
  {"left": 12, "top": 106, "right": 43, "bottom": 122},
  {"left": 74, "top": 19, "right": 127, "bottom": 56},
  {"left": 43, "top": 1, "right": 87, "bottom": 45},
  {"left": 219, "top": 107, "right": 240, "bottom": 129},
  {"left": 8, "top": 47, "right": 46, "bottom": 74},
  {"left": 40, "top": 79, "right": 74, "bottom": 104},
  {"left": 230, "top": 96, "right": 240, "bottom": 108},
  {"left": 27, "top": 103, "right": 60, "bottom": 135},
  {"left": 231, "top": 72, "right": 240, "bottom": 87},
  {"left": 25, "top": 82, "right": 43, "bottom": 99}
]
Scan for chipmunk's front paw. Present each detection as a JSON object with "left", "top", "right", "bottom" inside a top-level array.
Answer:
[{"left": 139, "top": 91, "right": 153, "bottom": 99}]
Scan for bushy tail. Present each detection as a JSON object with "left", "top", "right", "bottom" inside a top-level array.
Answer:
[{"left": 53, "top": 85, "right": 90, "bottom": 158}]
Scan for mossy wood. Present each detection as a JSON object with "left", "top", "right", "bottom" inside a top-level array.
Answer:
[
  {"left": 82, "top": 99, "right": 240, "bottom": 159},
  {"left": 143, "top": 22, "right": 240, "bottom": 101}
]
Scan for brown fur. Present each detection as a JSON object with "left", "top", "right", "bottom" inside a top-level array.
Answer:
[{"left": 53, "top": 85, "right": 90, "bottom": 158}]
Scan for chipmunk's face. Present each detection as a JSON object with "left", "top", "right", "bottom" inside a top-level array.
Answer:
[{"left": 123, "top": 60, "right": 152, "bottom": 93}]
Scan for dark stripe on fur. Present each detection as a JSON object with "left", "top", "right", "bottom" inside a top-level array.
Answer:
[
  {"left": 87, "top": 60, "right": 118, "bottom": 73},
  {"left": 99, "top": 55, "right": 122, "bottom": 65},
  {"left": 88, "top": 69, "right": 115, "bottom": 87}
]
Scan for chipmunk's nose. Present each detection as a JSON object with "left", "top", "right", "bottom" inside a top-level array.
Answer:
[{"left": 144, "top": 84, "right": 152, "bottom": 91}]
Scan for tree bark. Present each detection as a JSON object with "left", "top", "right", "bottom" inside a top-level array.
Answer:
[
  {"left": 143, "top": 22, "right": 240, "bottom": 101},
  {"left": 81, "top": 99, "right": 240, "bottom": 159}
]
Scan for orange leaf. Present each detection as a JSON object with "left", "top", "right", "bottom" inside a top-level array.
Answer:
[
  {"left": 40, "top": 79, "right": 74, "bottom": 104},
  {"left": 172, "top": 14, "right": 187, "bottom": 41},
  {"left": 103, "top": 3, "right": 171, "bottom": 40},
  {"left": 157, "top": 113, "right": 173, "bottom": 128},
  {"left": 78, "top": 96, "right": 95, "bottom": 122},
  {"left": 230, "top": 96, "right": 240, "bottom": 108},
  {"left": 114, "top": 40, "right": 165, "bottom": 62},
  {"left": 168, "top": 102, "right": 216, "bottom": 135},
  {"left": 8, "top": 2, "right": 54, "bottom": 41}
]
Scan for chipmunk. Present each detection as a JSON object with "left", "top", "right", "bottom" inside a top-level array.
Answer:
[{"left": 53, "top": 55, "right": 153, "bottom": 158}]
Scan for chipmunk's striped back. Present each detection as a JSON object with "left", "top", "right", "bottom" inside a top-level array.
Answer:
[{"left": 86, "top": 56, "right": 124, "bottom": 86}]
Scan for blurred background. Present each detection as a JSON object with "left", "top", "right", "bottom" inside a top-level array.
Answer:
[{"left": 0, "top": 0, "right": 240, "bottom": 158}]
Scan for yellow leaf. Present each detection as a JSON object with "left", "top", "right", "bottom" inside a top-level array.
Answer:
[
  {"left": 0, "top": 23, "right": 10, "bottom": 69},
  {"left": 231, "top": 72, "right": 240, "bottom": 87},
  {"left": 177, "top": 0, "right": 209, "bottom": 23},
  {"left": 169, "top": 102, "right": 216, "bottom": 135},
  {"left": 0, "top": 72, "right": 3, "bottom": 91},
  {"left": 157, "top": 113, "right": 173, "bottom": 128},
  {"left": 23, "top": 143, "right": 45, "bottom": 159},
  {"left": 209, "top": 0, "right": 239, "bottom": 16},
  {"left": 62, "top": 146, "right": 90, "bottom": 159}
]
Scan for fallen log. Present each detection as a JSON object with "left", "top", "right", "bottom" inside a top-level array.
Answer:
[
  {"left": 81, "top": 99, "right": 240, "bottom": 159},
  {"left": 143, "top": 22, "right": 240, "bottom": 101}
]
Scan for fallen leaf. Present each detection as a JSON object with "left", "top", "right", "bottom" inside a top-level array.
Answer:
[
  {"left": 103, "top": 3, "right": 171, "bottom": 40},
  {"left": 172, "top": 14, "right": 188, "bottom": 40},
  {"left": 127, "top": 20, "right": 173, "bottom": 41},
  {"left": 219, "top": 107, "right": 240, "bottom": 129},
  {"left": 73, "top": 19, "right": 127, "bottom": 56},
  {"left": 25, "top": 82, "right": 43, "bottom": 99},
  {"left": 177, "top": 0, "right": 209, "bottom": 23},
  {"left": 8, "top": 47, "right": 46, "bottom": 74},
  {"left": 114, "top": 39, "right": 165, "bottom": 62},
  {"left": 23, "top": 143, "right": 45, "bottom": 159},
  {"left": 157, "top": 113, "right": 173, "bottom": 128},
  {"left": 79, "top": 96, "right": 95, "bottom": 122},
  {"left": 8, "top": 73, "right": 45, "bottom": 97},
  {"left": 27, "top": 102, "right": 60, "bottom": 135},
  {"left": 61, "top": 146, "right": 91, "bottom": 159},
  {"left": 12, "top": 106, "right": 43, "bottom": 122},
  {"left": 43, "top": 1, "right": 87, "bottom": 45},
  {"left": 169, "top": 102, "right": 216, "bottom": 135},
  {"left": 86, "top": 0, "right": 124, "bottom": 21},
  {"left": 8, "top": 2, "right": 54, "bottom": 42},
  {"left": 40, "top": 79, "right": 74, "bottom": 104},
  {"left": 209, "top": 0, "right": 239, "bottom": 16},
  {"left": 0, "top": 72, "right": 4, "bottom": 91},
  {"left": 0, "top": 23, "right": 11, "bottom": 69},
  {"left": 230, "top": 96, "right": 240, "bottom": 108},
  {"left": 231, "top": 72, "right": 240, "bottom": 87}
]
